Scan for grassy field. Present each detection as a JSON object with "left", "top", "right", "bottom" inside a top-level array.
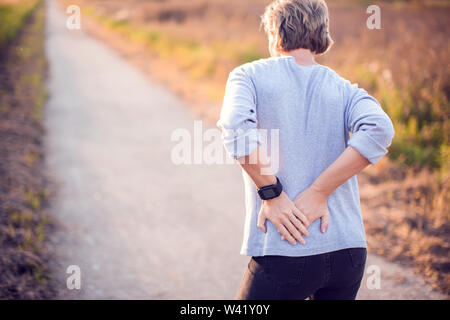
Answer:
[
  {"left": 0, "top": 0, "right": 55, "bottom": 298},
  {"left": 61, "top": 0, "right": 449, "bottom": 294}
]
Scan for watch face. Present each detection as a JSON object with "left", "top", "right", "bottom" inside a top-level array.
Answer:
[{"left": 262, "top": 188, "right": 277, "bottom": 199}]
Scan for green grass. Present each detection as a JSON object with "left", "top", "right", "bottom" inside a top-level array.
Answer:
[
  {"left": 83, "top": 6, "right": 263, "bottom": 81},
  {"left": 338, "top": 62, "right": 449, "bottom": 172},
  {"left": 3, "top": 0, "right": 48, "bottom": 121},
  {"left": 0, "top": 0, "right": 39, "bottom": 48}
]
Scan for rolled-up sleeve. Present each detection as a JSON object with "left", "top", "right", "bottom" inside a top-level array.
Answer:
[
  {"left": 216, "top": 67, "right": 261, "bottom": 159},
  {"left": 345, "top": 81, "right": 395, "bottom": 165}
]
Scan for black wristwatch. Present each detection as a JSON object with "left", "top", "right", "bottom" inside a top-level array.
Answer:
[{"left": 257, "top": 177, "right": 283, "bottom": 200}]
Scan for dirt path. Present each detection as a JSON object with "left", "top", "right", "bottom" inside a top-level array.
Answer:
[{"left": 44, "top": 0, "right": 444, "bottom": 299}]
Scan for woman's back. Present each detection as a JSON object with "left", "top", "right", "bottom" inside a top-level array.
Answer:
[
  {"left": 217, "top": 55, "right": 394, "bottom": 257},
  {"left": 250, "top": 56, "right": 348, "bottom": 182}
]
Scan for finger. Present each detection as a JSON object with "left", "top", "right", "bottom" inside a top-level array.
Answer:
[
  {"left": 321, "top": 212, "right": 330, "bottom": 233},
  {"left": 281, "top": 217, "right": 306, "bottom": 245},
  {"left": 292, "top": 207, "right": 310, "bottom": 228},
  {"left": 257, "top": 210, "right": 267, "bottom": 233},
  {"left": 289, "top": 212, "right": 309, "bottom": 237},
  {"left": 277, "top": 224, "right": 297, "bottom": 245}
]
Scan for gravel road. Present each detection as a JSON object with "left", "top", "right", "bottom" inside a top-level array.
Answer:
[{"left": 44, "top": 0, "right": 444, "bottom": 300}]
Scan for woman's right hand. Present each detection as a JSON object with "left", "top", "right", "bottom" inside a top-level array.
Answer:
[{"left": 257, "top": 191, "right": 310, "bottom": 245}]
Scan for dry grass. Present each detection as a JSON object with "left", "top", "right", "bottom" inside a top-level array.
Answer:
[
  {"left": 0, "top": 0, "right": 55, "bottom": 299},
  {"left": 359, "top": 159, "right": 449, "bottom": 294}
]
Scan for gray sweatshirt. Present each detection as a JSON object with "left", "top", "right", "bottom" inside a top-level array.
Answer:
[{"left": 217, "top": 55, "right": 395, "bottom": 257}]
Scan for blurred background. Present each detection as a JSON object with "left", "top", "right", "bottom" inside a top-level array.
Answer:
[{"left": 0, "top": 0, "right": 448, "bottom": 299}]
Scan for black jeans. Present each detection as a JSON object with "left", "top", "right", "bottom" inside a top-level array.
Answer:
[{"left": 236, "top": 248, "right": 367, "bottom": 300}]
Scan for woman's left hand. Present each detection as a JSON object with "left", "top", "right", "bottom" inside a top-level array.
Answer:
[{"left": 282, "top": 186, "right": 330, "bottom": 241}]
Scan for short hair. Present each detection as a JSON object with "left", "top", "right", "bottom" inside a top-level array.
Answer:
[{"left": 261, "top": 0, "right": 333, "bottom": 55}]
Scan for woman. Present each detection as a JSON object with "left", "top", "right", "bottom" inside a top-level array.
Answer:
[{"left": 216, "top": 0, "right": 395, "bottom": 300}]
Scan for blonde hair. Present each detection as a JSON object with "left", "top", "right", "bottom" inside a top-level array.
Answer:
[{"left": 261, "top": 0, "right": 333, "bottom": 54}]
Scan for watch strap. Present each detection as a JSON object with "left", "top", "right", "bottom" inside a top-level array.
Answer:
[{"left": 257, "top": 177, "right": 283, "bottom": 200}]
